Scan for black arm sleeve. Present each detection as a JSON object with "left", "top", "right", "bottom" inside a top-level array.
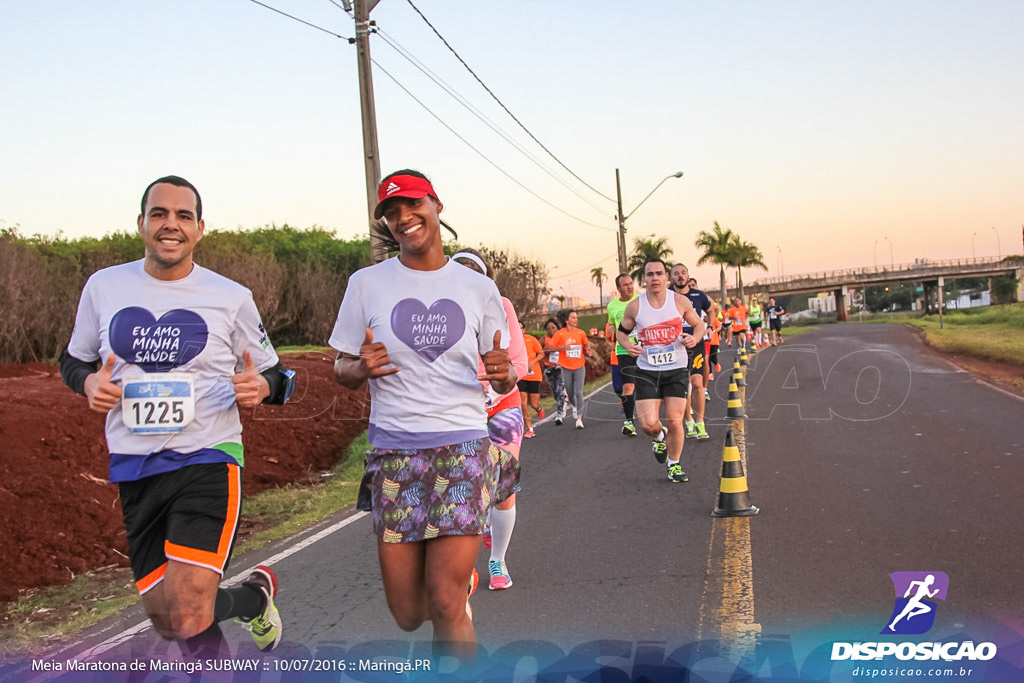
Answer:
[
  {"left": 60, "top": 348, "right": 99, "bottom": 397},
  {"left": 260, "top": 363, "right": 296, "bottom": 405}
]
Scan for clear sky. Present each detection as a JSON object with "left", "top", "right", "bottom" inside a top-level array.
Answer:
[{"left": 2, "top": 0, "right": 1022, "bottom": 303}]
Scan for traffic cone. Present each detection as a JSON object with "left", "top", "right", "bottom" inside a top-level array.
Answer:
[
  {"left": 712, "top": 430, "right": 759, "bottom": 517},
  {"left": 726, "top": 381, "right": 747, "bottom": 419},
  {"left": 732, "top": 360, "right": 746, "bottom": 387},
  {"left": 739, "top": 347, "right": 748, "bottom": 367}
]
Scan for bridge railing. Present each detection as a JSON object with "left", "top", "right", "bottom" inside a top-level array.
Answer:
[{"left": 750, "top": 255, "right": 1023, "bottom": 290}]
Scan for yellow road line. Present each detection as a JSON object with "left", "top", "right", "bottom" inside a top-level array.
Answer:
[{"left": 697, "top": 419, "right": 760, "bottom": 661}]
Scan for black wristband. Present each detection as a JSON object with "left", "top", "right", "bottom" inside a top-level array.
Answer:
[
  {"left": 260, "top": 363, "right": 297, "bottom": 405},
  {"left": 618, "top": 322, "right": 633, "bottom": 335},
  {"left": 59, "top": 348, "right": 99, "bottom": 397}
]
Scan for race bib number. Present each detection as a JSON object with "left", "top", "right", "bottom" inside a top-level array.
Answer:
[
  {"left": 645, "top": 344, "right": 676, "bottom": 367},
  {"left": 567, "top": 345, "right": 582, "bottom": 359},
  {"left": 548, "top": 351, "right": 560, "bottom": 363},
  {"left": 121, "top": 373, "right": 195, "bottom": 434}
]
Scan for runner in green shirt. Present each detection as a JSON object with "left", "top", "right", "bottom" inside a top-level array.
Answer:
[
  {"left": 605, "top": 274, "right": 640, "bottom": 436},
  {"left": 749, "top": 296, "right": 764, "bottom": 348}
]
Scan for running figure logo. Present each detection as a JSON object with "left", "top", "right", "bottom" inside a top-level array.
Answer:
[{"left": 881, "top": 571, "right": 949, "bottom": 635}]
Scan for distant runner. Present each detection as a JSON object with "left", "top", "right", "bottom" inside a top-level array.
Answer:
[
  {"left": 767, "top": 297, "right": 787, "bottom": 346},
  {"left": 605, "top": 273, "right": 639, "bottom": 437}
]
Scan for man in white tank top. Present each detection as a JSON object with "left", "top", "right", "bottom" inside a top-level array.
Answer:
[{"left": 615, "top": 258, "right": 706, "bottom": 483}]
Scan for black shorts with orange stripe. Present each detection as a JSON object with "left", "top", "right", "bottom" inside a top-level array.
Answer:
[{"left": 119, "top": 462, "right": 242, "bottom": 594}]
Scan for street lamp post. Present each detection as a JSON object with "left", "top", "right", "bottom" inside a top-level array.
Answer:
[
  {"left": 777, "top": 246, "right": 784, "bottom": 277},
  {"left": 884, "top": 236, "right": 894, "bottom": 269},
  {"left": 992, "top": 226, "right": 1001, "bottom": 258},
  {"left": 972, "top": 232, "right": 977, "bottom": 260},
  {"left": 615, "top": 170, "right": 683, "bottom": 273}
]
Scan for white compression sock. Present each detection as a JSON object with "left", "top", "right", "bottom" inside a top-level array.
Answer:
[{"left": 488, "top": 506, "right": 517, "bottom": 563}]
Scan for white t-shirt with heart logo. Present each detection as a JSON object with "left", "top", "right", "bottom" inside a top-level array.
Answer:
[{"left": 329, "top": 256, "right": 510, "bottom": 449}]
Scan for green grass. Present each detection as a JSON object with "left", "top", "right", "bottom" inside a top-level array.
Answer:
[
  {"left": 233, "top": 433, "right": 368, "bottom": 555},
  {"left": 855, "top": 303, "right": 1024, "bottom": 367},
  {"left": 1, "top": 568, "right": 138, "bottom": 657},
  {"left": 276, "top": 344, "right": 332, "bottom": 354}
]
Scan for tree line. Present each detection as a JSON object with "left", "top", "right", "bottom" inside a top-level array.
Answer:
[
  {"left": 622, "top": 221, "right": 767, "bottom": 304},
  {"left": 0, "top": 226, "right": 549, "bottom": 364}
]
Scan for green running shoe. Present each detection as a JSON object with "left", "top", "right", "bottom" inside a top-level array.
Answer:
[
  {"left": 685, "top": 421, "right": 697, "bottom": 438},
  {"left": 695, "top": 423, "right": 709, "bottom": 440},
  {"left": 652, "top": 429, "right": 668, "bottom": 464},
  {"left": 667, "top": 463, "right": 688, "bottom": 483},
  {"left": 237, "top": 565, "right": 281, "bottom": 652}
]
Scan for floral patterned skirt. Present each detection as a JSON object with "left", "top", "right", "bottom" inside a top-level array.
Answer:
[{"left": 367, "top": 438, "right": 519, "bottom": 543}]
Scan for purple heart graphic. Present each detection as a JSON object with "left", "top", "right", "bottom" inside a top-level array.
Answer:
[
  {"left": 109, "top": 306, "right": 209, "bottom": 372},
  {"left": 390, "top": 298, "right": 466, "bottom": 363}
]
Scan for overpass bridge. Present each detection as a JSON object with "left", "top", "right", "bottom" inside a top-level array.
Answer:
[{"left": 741, "top": 255, "right": 1024, "bottom": 320}]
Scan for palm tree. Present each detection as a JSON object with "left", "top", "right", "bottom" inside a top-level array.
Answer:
[
  {"left": 728, "top": 236, "right": 767, "bottom": 302},
  {"left": 694, "top": 222, "right": 734, "bottom": 305},
  {"left": 590, "top": 266, "right": 607, "bottom": 309},
  {"left": 626, "top": 236, "right": 673, "bottom": 282}
]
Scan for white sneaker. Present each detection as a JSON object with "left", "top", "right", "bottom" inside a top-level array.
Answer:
[{"left": 575, "top": 417, "right": 584, "bottom": 429}]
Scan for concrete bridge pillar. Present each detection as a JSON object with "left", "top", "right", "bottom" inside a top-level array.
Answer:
[{"left": 835, "top": 286, "right": 849, "bottom": 322}]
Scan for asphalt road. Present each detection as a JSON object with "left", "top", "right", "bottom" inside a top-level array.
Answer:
[{"left": 10, "top": 323, "right": 1024, "bottom": 681}]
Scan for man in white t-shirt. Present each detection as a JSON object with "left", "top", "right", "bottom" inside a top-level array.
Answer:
[{"left": 60, "top": 176, "right": 294, "bottom": 658}]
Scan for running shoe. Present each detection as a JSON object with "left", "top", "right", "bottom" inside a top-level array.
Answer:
[
  {"left": 715, "top": 363, "right": 721, "bottom": 372},
  {"left": 524, "top": 428, "right": 536, "bottom": 438},
  {"left": 695, "top": 423, "right": 709, "bottom": 440},
  {"left": 652, "top": 429, "right": 667, "bottom": 464},
  {"left": 575, "top": 417, "right": 584, "bottom": 430},
  {"left": 704, "top": 388, "right": 711, "bottom": 401},
  {"left": 621, "top": 420, "right": 637, "bottom": 437},
  {"left": 466, "top": 568, "right": 479, "bottom": 618},
  {"left": 666, "top": 463, "right": 688, "bottom": 483},
  {"left": 555, "top": 412, "right": 564, "bottom": 426},
  {"left": 536, "top": 407, "right": 545, "bottom": 419},
  {"left": 709, "top": 372, "right": 715, "bottom": 381},
  {"left": 237, "top": 565, "right": 281, "bottom": 652},
  {"left": 488, "top": 560, "right": 512, "bottom": 590},
  {"left": 685, "top": 421, "right": 697, "bottom": 438}
]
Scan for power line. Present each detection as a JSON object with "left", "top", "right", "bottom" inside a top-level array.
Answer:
[
  {"left": 247, "top": 0, "right": 346, "bottom": 39},
  {"left": 246, "top": 0, "right": 612, "bottom": 230},
  {"left": 371, "top": 58, "right": 614, "bottom": 232},
  {"left": 375, "top": 29, "right": 612, "bottom": 220},
  {"left": 404, "top": 0, "right": 616, "bottom": 204}
]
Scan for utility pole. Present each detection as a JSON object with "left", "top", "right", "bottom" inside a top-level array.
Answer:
[
  {"left": 354, "top": 0, "right": 384, "bottom": 261},
  {"left": 615, "top": 169, "right": 626, "bottom": 274}
]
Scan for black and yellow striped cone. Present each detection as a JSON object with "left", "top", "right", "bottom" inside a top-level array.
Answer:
[
  {"left": 732, "top": 360, "right": 746, "bottom": 387},
  {"left": 726, "top": 381, "right": 748, "bottom": 419},
  {"left": 739, "top": 346, "right": 748, "bottom": 367},
  {"left": 712, "top": 430, "right": 759, "bottom": 517},
  {"left": 749, "top": 342, "right": 758, "bottom": 358}
]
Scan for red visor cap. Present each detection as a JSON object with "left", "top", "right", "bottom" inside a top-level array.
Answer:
[{"left": 373, "top": 175, "right": 440, "bottom": 219}]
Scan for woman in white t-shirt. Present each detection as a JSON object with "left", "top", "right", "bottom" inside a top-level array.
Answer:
[{"left": 330, "top": 170, "right": 518, "bottom": 661}]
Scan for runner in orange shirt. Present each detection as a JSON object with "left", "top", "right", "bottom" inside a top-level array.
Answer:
[
  {"left": 518, "top": 322, "right": 546, "bottom": 438},
  {"left": 549, "top": 310, "right": 594, "bottom": 429},
  {"left": 730, "top": 297, "right": 749, "bottom": 348}
]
